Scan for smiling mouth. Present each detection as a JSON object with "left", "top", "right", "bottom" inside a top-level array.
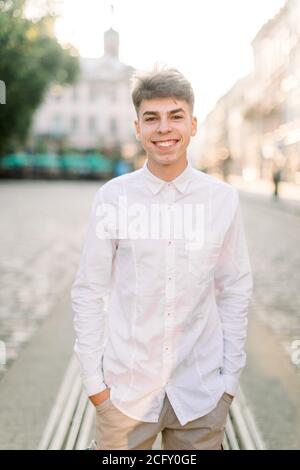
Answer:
[{"left": 152, "top": 139, "right": 180, "bottom": 149}]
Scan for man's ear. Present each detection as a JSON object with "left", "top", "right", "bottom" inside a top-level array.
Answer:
[
  {"left": 134, "top": 119, "right": 141, "bottom": 141},
  {"left": 191, "top": 116, "right": 197, "bottom": 137}
]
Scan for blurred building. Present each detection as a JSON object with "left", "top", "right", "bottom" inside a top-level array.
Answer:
[
  {"left": 31, "top": 28, "right": 137, "bottom": 155},
  {"left": 198, "top": 75, "right": 253, "bottom": 177},
  {"left": 199, "top": 0, "right": 300, "bottom": 184}
]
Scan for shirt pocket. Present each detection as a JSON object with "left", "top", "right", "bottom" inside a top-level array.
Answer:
[{"left": 187, "top": 244, "right": 221, "bottom": 285}]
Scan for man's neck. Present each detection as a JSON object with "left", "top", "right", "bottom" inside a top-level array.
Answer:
[{"left": 146, "top": 157, "right": 188, "bottom": 182}]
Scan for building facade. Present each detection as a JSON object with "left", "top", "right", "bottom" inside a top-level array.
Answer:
[
  {"left": 199, "top": 0, "right": 300, "bottom": 184},
  {"left": 31, "top": 28, "right": 137, "bottom": 155}
]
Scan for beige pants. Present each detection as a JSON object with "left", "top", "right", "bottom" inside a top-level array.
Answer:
[{"left": 95, "top": 392, "right": 233, "bottom": 450}]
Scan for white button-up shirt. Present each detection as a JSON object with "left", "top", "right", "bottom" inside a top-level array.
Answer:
[{"left": 71, "top": 158, "right": 253, "bottom": 426}]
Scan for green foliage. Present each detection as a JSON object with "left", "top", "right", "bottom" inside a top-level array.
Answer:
[{"left": 0, "top": 0, "right": 79, "bottom": 155}]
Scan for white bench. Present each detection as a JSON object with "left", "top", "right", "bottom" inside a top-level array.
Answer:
[{"left": 38, "top": 355, "right": 264, "bottom": 450}]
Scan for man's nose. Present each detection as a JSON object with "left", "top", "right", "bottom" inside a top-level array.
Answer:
[{"left": 157, "top": 118, "right": 172, "bottom": 133}]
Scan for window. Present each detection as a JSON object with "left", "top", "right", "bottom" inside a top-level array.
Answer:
[
  {"left": 89, "top": 116, "right": 97, "bottom": 132},
  {"left": 71, "top": 115, "right": 79, "bottom": 131},
  {"left": 89, "top": 86, "right": 97, "bottom": 101},
  {"left": 110, "top": 117, "right": 117, "bottom": 136},
  {"left": 53, "top": 114, "right": 61, "bottom": 132}
]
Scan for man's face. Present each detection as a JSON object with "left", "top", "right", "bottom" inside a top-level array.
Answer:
[{"left": 134, "top": 97, "right": 197, "bottom": 166}]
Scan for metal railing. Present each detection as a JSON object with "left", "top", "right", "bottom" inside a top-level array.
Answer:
[
  {"left": 223, "top": 387, "right": 265, "bottom": 450},
  {"left": 38, "top": 355, "right": 264, "bottom": 450},
  {"left": 38, "top": 356, "right": 94, "bottom": 450}
]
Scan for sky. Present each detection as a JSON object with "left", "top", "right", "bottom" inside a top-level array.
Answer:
[{"left": 26, "top": 0, "right": 286, "bottom": 122}]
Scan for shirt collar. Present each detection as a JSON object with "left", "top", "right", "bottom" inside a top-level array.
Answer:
[{"left": 142, "top": 158, "right": 194, "bottom": 195}]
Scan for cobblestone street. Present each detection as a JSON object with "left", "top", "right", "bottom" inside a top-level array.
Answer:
[
  {"left": 239, "top": 191, "right": 300, "bottom": 449},
  {"left": 0, "top": 180, "right": 101, "bottom": 375},
  {"left": 242, "top": 191, "right": 300, "bottom": 356},
  {"left": 0, "top": 180, "right": 300, "bottom": 449}
]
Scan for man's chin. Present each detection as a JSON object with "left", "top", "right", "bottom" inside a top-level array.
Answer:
[{"left": 149, "top": 153, "right": 180, "bottom": 165}]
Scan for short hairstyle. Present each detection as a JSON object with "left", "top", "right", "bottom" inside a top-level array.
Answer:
[{"left": 131, "top": 65, "right": 195, "bottom": 116}]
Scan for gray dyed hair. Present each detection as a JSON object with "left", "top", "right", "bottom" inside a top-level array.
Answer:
[{"left": 131, "top": 65, "right": 194, "bottom": 116}]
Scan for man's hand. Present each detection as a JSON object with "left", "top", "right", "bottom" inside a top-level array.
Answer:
[
  {"left": 225, "top": 392, "right": 234, "bottom": 400},
  {"left": 89, "top": 387, "right": 110, "bottom": 407}
]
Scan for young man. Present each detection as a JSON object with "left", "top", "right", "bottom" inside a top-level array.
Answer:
[{"left": 71, "top": 67, "right": 253, "bottom": 450}]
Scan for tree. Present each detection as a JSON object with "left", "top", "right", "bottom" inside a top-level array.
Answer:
[{"left": 0, "top": 0, "right": 79, "bottom": 155}]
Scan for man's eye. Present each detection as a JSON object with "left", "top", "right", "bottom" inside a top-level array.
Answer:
[
  {"left": 145, "top": 117, "right": 156, "bottom": 122},
  {"left": 173, "top": 115, "right": 183, "bottom": 119}
]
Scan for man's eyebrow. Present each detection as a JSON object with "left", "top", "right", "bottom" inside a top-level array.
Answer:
[
  {"left": 142, "top": 108, "right": 186, "bottom": 117},
  {"left": 169, "top": 108, "right": 185, "bottom": 114},
  {"left": 142, "top": 111, "right": 158, "bottom": 117}
]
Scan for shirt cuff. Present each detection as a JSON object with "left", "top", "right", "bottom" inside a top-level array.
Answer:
[
  {"left": 82, "top": 376, "right": 108, "bottom": 397},
  {"left": 222, "top": 374, "right": 239, "bottom": 396}
]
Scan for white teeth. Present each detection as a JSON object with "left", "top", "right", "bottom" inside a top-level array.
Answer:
[{"left": 155, "top": 140, "right": 177, "bottom": 147}]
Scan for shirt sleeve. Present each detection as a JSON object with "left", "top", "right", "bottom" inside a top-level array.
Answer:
[
  {"left": 214, "top": 189, "right": 253, "bottom": 396},
  {"left": 71, "top": 186, "right": 117, "bottom": 397}
]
